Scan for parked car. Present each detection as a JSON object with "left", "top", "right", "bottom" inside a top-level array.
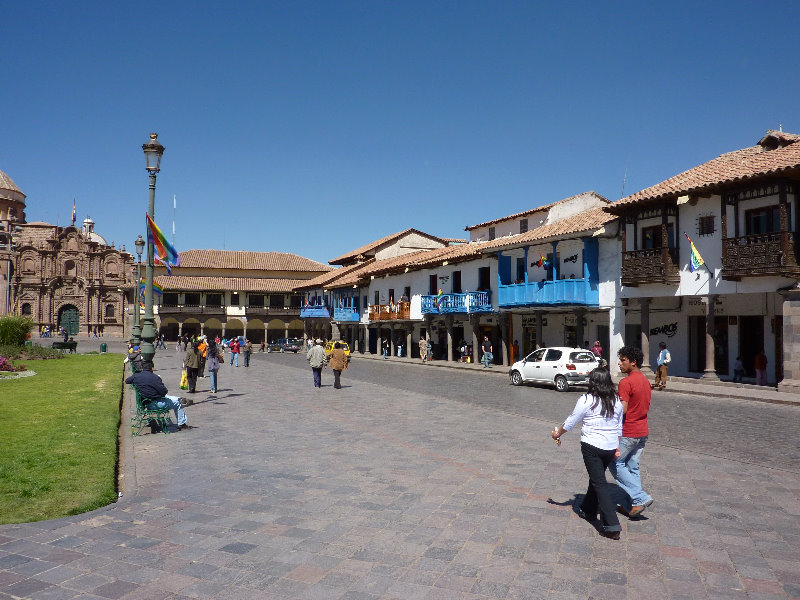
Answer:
[
  {"left": 266, "top": 338, "right": 301, "bottom": 353},
  {"left": 324, "top": 340, "right": 351, "bottom": 357},
  {"left": 508, "top": 347, "right": 599, "bottom": 392}
]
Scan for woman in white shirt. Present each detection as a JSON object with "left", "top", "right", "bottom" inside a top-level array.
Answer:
[{"left": 552, "top": 368, "right": 623, "bottom": 539}]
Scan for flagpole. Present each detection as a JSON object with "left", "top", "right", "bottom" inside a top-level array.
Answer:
[{"left": 172, "top": 194, "right": 176, "bottom": 246}]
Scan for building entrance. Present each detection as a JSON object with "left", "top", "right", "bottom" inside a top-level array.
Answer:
[{"left": 58, "top": 305, "right": 80, "bottom": 335}]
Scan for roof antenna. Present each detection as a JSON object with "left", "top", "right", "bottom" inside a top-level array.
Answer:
[
  {"left": 779, "top": 123, "right": 783, "bottom": 132},
  {"left": 621, "top": 166, "right": 628, "bottom": 199}
]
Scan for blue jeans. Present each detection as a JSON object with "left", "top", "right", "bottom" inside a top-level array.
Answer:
[
  {"left": 208, "top": 370, "right": 218, "bottom": 393},
  {"left": 147, "top": 395, "right": 187, "bottom": 426},
  {"left": 230, "top": 353, "right": 239, "bottom": 367},
  {"left": 482, "top": 352, "right": 492, "bottom": 368},
  {"left": 312, "top": 367, "right": 322, "bottom": 387},
  {"left": 609, "top": 436, "right": 651, "bottom": 507}
]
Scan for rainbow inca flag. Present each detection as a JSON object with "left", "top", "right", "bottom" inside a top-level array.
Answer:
[
  {"left": 146, "top": 213, "right": 180, "bottom": 274},
  {"left": 684, "top": 233, "right": 705, "bottom": 272},
  {"left": 139, "top": 277, "right": 163, "bottom": 298}
]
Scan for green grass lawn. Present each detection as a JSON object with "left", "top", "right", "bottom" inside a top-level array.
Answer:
[{"left": 0, "top": 353, "right": 124, "bottom": 524}]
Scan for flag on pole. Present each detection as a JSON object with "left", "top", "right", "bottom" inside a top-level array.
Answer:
[
  {"left": 71, "top": 199, "right": 76, "bottom": 225},
  {"left": 139, "top": 277, "right": 163, "bottom": 298},
  {"left": 684, "top": 233, "right": 705, "bottom": 272},
  {"left": 436, "top": 289, "right": 446, "bottom": 313},
  {"left": 146, "top": 213, "right": 181, "bottom": 274}
]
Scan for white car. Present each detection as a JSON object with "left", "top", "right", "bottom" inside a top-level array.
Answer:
[{"left": 508, "top": 347, "right": 600, "bottom": 392}]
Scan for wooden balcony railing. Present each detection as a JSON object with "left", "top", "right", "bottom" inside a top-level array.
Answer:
[
  {"left": 722, "top": 231, "right": 800, "bottom": 280},
  {"left": 157, "top": 305, "right": 226, "bottom": 315},
  {"left": 368, "top": 301, "right": 411, "bottom": 321},
  {"left": 621, "top": 247, "right": 680, "bottom": 286}
]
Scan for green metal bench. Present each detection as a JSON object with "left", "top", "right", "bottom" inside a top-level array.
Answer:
[{"left": 130, "top": 386, "right": 172, "bottom": 436}]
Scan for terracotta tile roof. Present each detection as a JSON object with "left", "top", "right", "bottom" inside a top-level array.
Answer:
[
  {"left": 328, "top": 229, "right": 451, "bottom": 265},
  {"left": 610, "top": 130, "right": 800, "bottom": 209},
  {"left": 292, "top": 209, "right": 614, "bottom": 291},
  {"left": 465, "top": 191, "right": 610, "bottom": 230},
  {"left": 293, "top": 260, "right": 375, "bottom": 291},
  {"left": 177, "top": 249, "right": 332, "bottom": 272},
  {"left": 481, "top": 208, "right": 616, "bottom": 250},
  {"left": 155, "top": 275, "right": 306, "bottom": 293}
]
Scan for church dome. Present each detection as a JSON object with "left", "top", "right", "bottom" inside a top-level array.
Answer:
[
  {"left": 0, "top": 169, "right": 26, "bottom": 222},
  {"left": 0, "top": 169, "right": 25, "bottom": 201}
]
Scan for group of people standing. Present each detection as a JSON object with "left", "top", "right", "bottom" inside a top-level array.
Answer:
[{"left": 552, "top": 346, "right": 653, "bottom": 540}]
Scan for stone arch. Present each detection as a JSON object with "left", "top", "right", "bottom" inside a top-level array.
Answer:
[
  {"left": 224, "top": 318, "right": 244, "bottom": 340},
  {"left": 266, "top": 318, "right": 286, "bottom": 342},
  {"left": 104, "top": 304, "right": 115, "bottom": 318},
  {"left": 158, "top": 317, "right": 179, "bottom": 341},
  {"left": 20, "top": 302, "right": 32, "bottom": 315},
  {"left": 245, "top": 318, "right": 266, "bottom": 343},
  {"left": 64, "top": 260, "right": 77, "bottom": 277},
  {"left": 203, "top": 317, "right": 224, "bottom": 340},
  {"left": 181, "top": 318, "right": 201, "bottom": 338},
  {"left": 287, "top": 318, "right": 304, "bottom": 339}
]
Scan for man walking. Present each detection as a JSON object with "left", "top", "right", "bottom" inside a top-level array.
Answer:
[
  {"left": 419, "top": 337, "right": 428, "bottom": 363},
  {"left": 653, "top": 341, "right": 670, "bottom": 390},
  {"left": 125, "top": 360, "right": 188, "bottom": 431},
  {"left": 307, "top": 338, "right": 327, "bottom": 388},
  {"left": 481, "top": 335, "right": 493, "bottom": 368},
  {"left": 609, "top": 346, "right": 653, "bottom": 518},
  {"left": 242, "top": 338, "right": 252, "bottom": 367}
]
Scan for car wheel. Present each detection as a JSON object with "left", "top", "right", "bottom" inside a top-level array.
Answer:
[
  {"left": 510, "top": 370, "right": 523, "bottom": 386},
  {"left": 554, "top": 375, "right": 569, "bottom": 392}
]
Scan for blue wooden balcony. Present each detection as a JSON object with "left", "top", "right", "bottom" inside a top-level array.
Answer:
[
  {"left": 420, "top": 291, "right": 492, "bottom": 314},
  {"left": 300, "top": 304, "right": 331, "bottom": 318},
  {"left": 333, "top": 307, "right": 360, "bottom": 322},
  {"left": 498, "top": 279, "right": 598, "bottom": 307}
]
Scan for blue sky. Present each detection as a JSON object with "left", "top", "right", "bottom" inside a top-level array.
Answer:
[{"left": 3, "top": 1, "right": 799, "bottom": 264}]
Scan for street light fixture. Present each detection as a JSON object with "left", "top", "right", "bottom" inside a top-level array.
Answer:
[
  {"left": 139, "top": 133, "right": 165, "bottom": 362},
  {"left": 131, "top": 234, "right": 145, "bottom": 345}
]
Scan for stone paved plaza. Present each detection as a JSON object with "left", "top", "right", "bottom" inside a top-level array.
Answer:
[{"left": 1, "top": 349, "right": 800, "bottom": 599}]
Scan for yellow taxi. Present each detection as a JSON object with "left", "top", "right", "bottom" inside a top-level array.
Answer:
[{"left": 324, "top": 341, "right": 350, "bottom": 357}]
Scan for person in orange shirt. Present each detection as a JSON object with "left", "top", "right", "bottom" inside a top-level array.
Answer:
[{"left": 197, "top": 337, "right": 208, "bottom": 378}]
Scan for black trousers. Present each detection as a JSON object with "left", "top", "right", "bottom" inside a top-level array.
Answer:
[
  {"left": 580, "top": 442, "right": 621, "bottom": 532},
  {"left": 186, "top": 367, "right": 198, "bottom": 392},
  {"left": 333, "top": 369, "right": 342, "bottom": 389}
]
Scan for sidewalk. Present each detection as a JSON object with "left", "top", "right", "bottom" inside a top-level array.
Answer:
[
  {"left": 1, "top": 350, "right": 799, "bottom": 599},
  {"left": 353, "top": 351, "right": 800, "bottom": 406}
]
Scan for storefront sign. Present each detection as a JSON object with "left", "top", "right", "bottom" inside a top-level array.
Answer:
[{"left": 650, "top": 322, "right": 678, "bottom": 337}]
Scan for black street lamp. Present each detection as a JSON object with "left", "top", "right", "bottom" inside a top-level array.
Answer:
[
  {"left": 131, "top": 234, "right": 145, "bottom": 345},
  {"left": 140, "top": 133, "right": 164, "bottom": 362}
]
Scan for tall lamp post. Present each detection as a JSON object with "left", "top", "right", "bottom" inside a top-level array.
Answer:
[
  {"left": 131, "top": 234, "right": 145, "bottom": 345},
  {"left": 139, "top": 133, "right": 165, "bottom": 362}
]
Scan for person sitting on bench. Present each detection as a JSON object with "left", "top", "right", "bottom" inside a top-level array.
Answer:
[{"left": 125, "top": 360, "right": 189, "bottom": 430}]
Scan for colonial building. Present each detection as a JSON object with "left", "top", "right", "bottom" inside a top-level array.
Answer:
[
  {"left": 153, "top": 249, "right": 333, "bottom": 342},
  {"left": 12, "top": 218, "right": 134, "bottom": 337},
  {"left": 605, "top": 130, "right": 800, "bottom": 389}
]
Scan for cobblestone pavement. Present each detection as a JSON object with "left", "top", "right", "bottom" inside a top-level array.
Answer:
[{"left": 1, "top": 350, "right": 799, "bottom": 599}]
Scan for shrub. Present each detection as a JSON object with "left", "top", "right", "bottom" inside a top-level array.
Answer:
[{"left": 0, "top": 316, "right": 34, "bottom": 346}]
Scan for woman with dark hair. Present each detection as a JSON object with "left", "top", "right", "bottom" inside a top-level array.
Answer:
[
  {"left": 552, "top": 368, "right": 623, "bottom": 539},
  {"left": 206, "top": 339, "right": 221, "bottom": 394}
]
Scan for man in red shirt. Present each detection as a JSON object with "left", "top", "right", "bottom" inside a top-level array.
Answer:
[{"left": 609, "top": 346, "right": 654, "bottom": 518}]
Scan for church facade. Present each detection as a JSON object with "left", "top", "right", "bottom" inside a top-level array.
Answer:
[{"left": 1, "top": 168, "right": 135, "bottom": 337}]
